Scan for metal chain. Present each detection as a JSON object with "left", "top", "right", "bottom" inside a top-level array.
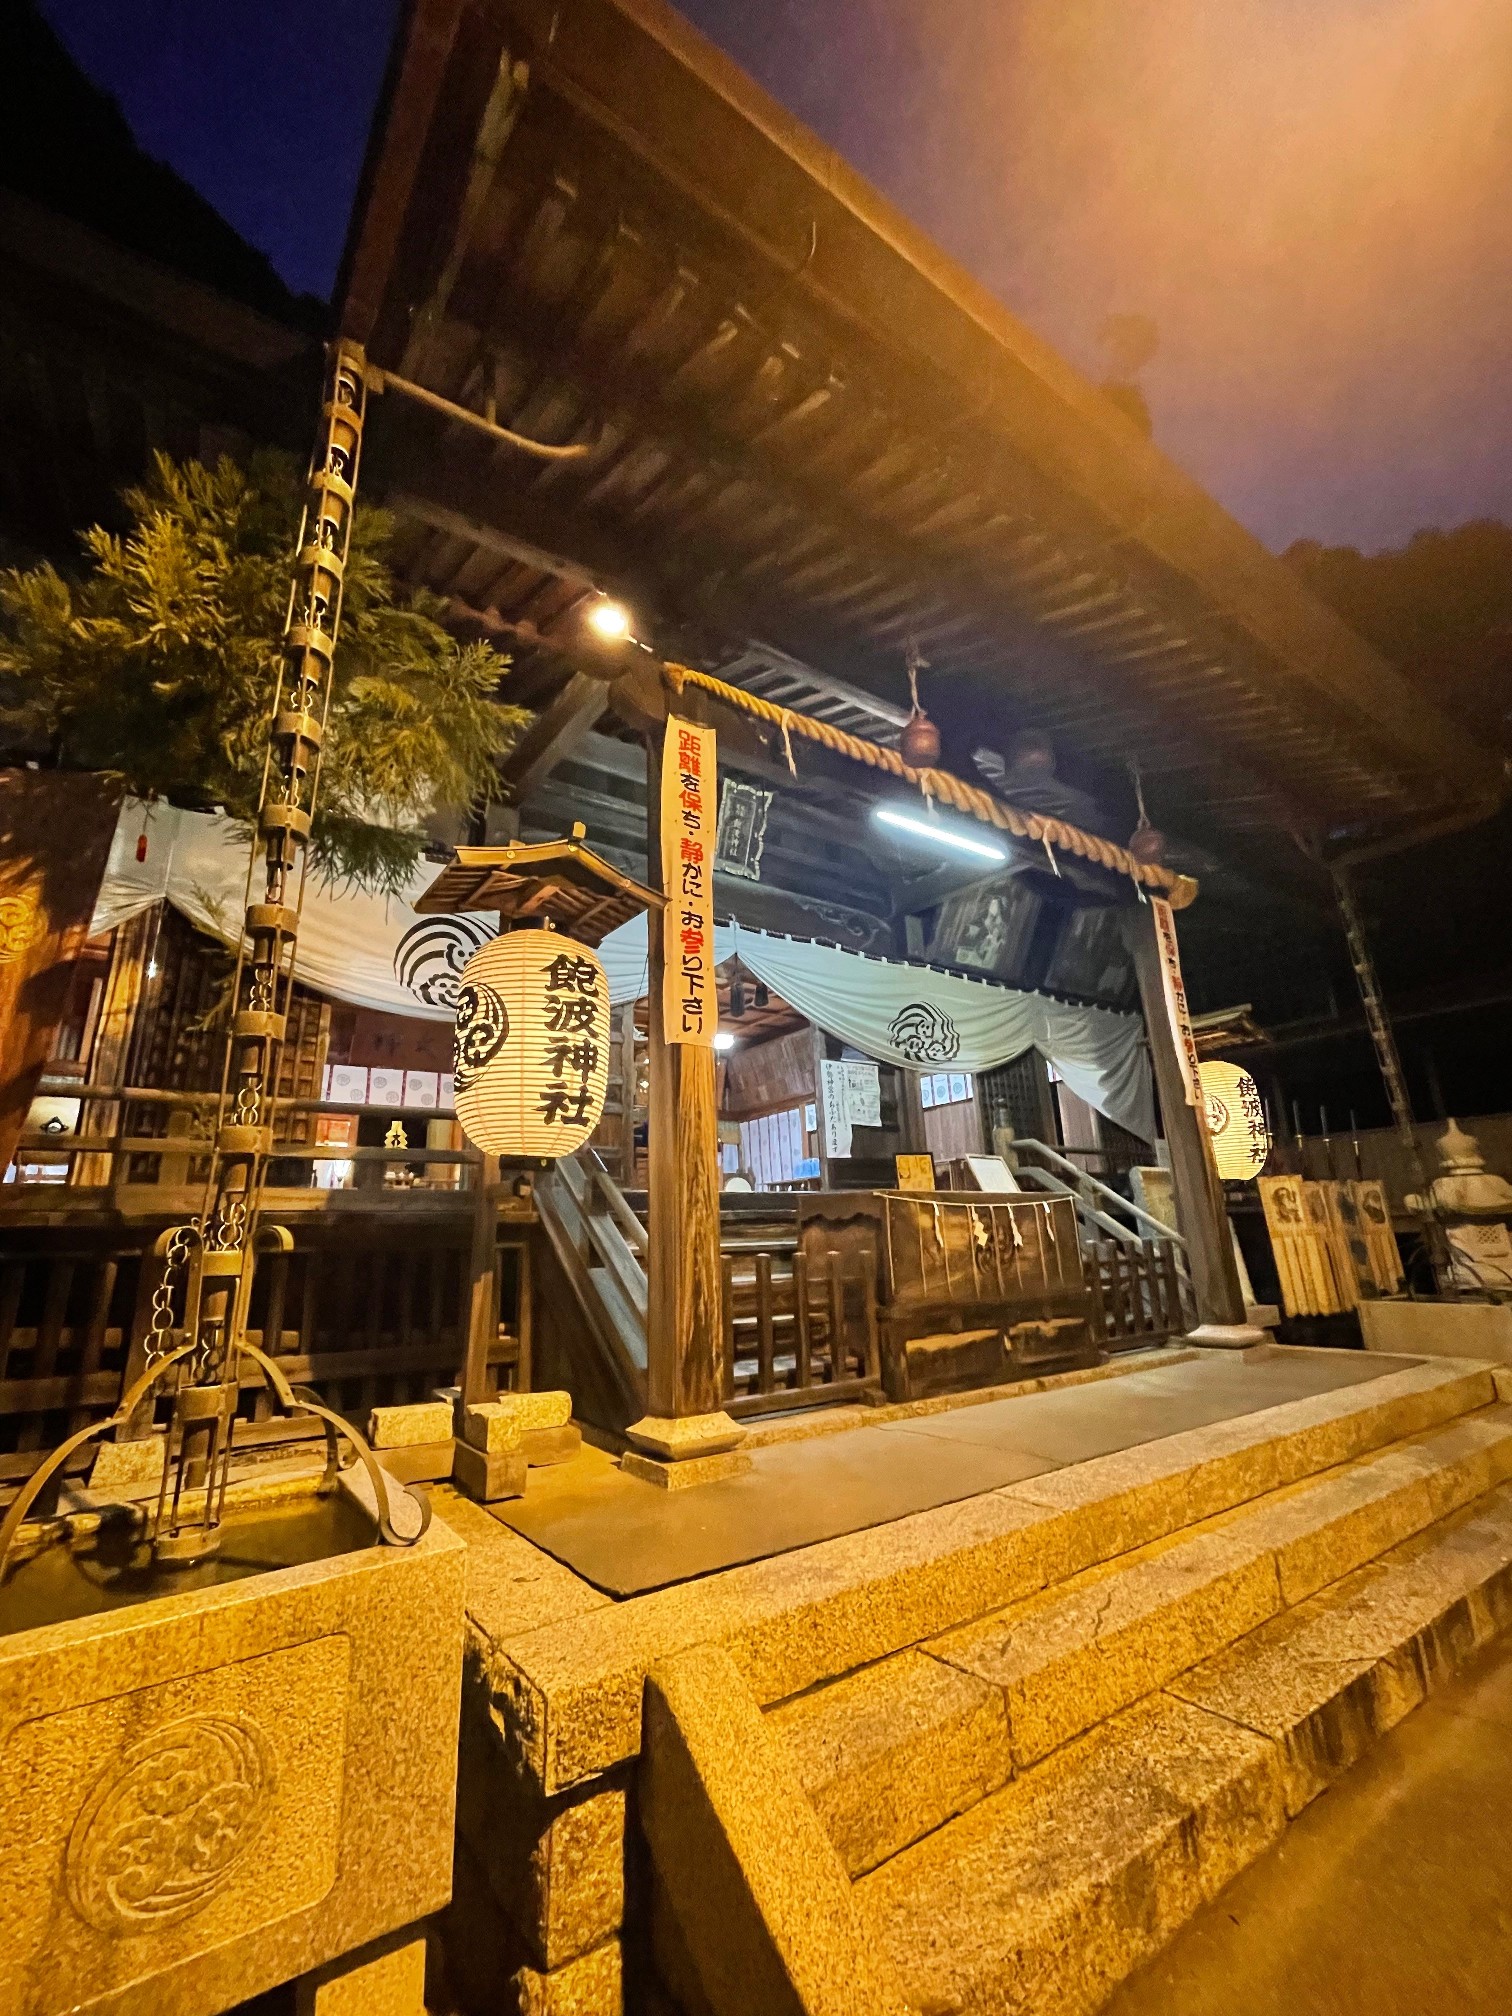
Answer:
[{"left": 145, "top": 1225, "right": 194, "bottom": 1363}]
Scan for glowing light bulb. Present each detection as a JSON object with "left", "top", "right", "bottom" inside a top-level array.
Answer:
[{"left": 586, "top": 597, "right": 632, "bottom": 641}]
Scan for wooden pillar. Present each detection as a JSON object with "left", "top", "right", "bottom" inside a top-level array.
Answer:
[
  {"left": 807, "top": 1026, "right": 827, "bottom": 1188},
  {"left": 73, "top": 904, "right": 156, "bottom": 1186},
  {"left": 1124, "top": 903, "right": 1258, "bottom": 1340},
  {"left": 896, "top": 1067, "right": 929, "bottom": 1157},
  {"left": 617, "top": 1001, "right": 639, "bottom": 1183},
  {"left": 462, "top": 1153, "right": 500, "bottom": 1403},
  {"left": 630, "top": 714, "right": 743, "bottom": 1463}
]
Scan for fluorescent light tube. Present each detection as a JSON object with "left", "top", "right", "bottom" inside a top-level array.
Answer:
[{"left": 874, "top": 804, "right": 1008, "bottom": 865}]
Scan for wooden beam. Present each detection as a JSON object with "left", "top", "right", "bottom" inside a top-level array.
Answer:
[
  {"left": 888, "top": 859, "right": 1022, "bottom": 919},
  {"left": 384, "top": 484, "right": 628, "bottom": 597},
  {"left": 498, "top": 671, "right": 610, "bottom": 805}
]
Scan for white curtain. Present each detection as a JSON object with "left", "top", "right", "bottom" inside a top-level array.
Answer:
[
  {"left": 90, "top": 802, "right": 1152, "bottom": 1140},
  {"left": 90, "top": 800, "right": 494, "bottom": 1021},
  {"left": 595, "top": 913, "right": 1154, "bottom": 1143}
]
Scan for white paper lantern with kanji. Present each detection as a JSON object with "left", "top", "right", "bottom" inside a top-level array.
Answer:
[
  {"left": 451, "top": 928, "right": 611, "bottom": 1158},
  {"left": 1199, "top": 1060, "right": 1271, "bottom": 1181}
]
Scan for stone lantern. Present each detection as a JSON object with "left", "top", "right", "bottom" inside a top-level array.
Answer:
[{"left": 1405, "top": 1120, "right": 1512, "bottom": 1297}]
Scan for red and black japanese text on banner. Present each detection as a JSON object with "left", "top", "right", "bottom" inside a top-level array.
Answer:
[
  {"left": 660, "top": 716, "right": 717, "bottom": 1047},
  {"left": 1150, "top": 896, "right": 1203, "bottom": 1108}
]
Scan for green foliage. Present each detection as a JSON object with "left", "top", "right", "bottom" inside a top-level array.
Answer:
[{"left": 0, "top": 450, "right": 527, "bottom": 890}]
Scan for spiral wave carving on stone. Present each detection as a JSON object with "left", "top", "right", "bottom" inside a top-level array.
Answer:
[{"left": 66, "top": 1713, "right": 275, "bottom": 1932}]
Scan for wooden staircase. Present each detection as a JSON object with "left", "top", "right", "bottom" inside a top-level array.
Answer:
[
  {"left": 534, "top": 1150, "right": 649, "bottom": 1426},
  {"left": 1009, "top": 1139, "right": 1197, "bottom": 1350},
  {"left": 533, "top": 1152, "right": 886, "bottom": 1431}
]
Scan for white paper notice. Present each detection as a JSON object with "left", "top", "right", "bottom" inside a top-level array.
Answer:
[
  {"left": 819, "top": 1059, "right": 853, "bottom": 1159},
  {"left": 843, "top": 1061, "right": 882, "bottom": 1129}
]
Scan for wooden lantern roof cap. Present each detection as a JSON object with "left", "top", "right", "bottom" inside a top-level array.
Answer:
[{"left": 415, "top": 823, "right": 662, "bottom": 945}]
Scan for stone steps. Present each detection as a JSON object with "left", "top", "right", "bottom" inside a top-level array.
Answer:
[
  {"left": 770, "top": 1405, "right": 1512, "bottom": 1879},
  {"left": 499, "top": 1359, "right": 1500, "bottom": 1803},
  {"left": 853, "top": 1472, "right": 1512, "bottom": 2016},
  {"left": 461, "top": 1353, "right": 1511, "bottom": 2012}
]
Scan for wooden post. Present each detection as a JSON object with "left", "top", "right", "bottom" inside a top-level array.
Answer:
[
  {"left": 617, "top": 1001, "right": 639, "bottom": 1183},
  {"left": 1124, "top": 904, "right": 1260, "bottom": 1342},
  {"left": 811, "top": 1027, "right": 834, "bottom": 1189},
  {"left": 629, "top": 710, "right": 745, "bottom": 1465},
  {"left": 462, "top": 1152, "right": 500, "bottom": 1402},
  {"left": 73, "top": 904, "right": 156, "bottom": 1186},
  {"left": 895, "top": 1067, "right": 929, "bottom": 1158}
]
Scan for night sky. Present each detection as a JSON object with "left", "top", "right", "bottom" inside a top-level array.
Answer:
[{"left": 35, "top": 0, "right": 1512, "bottom": 554}]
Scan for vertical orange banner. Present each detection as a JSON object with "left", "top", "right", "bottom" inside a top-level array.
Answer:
[
  {"left": 661, "top": 715, "right": 717, "bottom": 1047},
  {"left": 1150, "top": 896, "right": 1203, "bottom": 1107}
]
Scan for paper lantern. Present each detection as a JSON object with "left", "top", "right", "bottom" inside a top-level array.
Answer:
[
  {"left": 1200, "top": 1060, "right": 1271, "bottom": 1182},
  {"left": 452, "top": 929, "right": 610, "bottom": 1158}
]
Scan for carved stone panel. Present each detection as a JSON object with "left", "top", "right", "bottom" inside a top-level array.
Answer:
[{"left": 1, "top": 1635, "right": 349, "bottom": 2013}]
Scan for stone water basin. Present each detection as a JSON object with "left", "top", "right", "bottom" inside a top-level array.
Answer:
[{"left": 0, "top": 1478, "right": 464, "bottom": 2016}]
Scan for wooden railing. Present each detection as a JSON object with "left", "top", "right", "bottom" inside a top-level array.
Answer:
[
  {"left": 720, "top": 1234, "right": 881, "bottom": 1418},
  {"left": 0, "top": 1241, "right": 137, "bottom": 1483},
  {"left": 10, "top": 1082, "right": 479, "bottom": 1192},
  {"left": 535, "top": 1153, "right": 649, "bottom": 1411},
  {"left": 1084, "top": 1235, "right": 1195, "bottom": 1351},
  {"left": 0, "top": 1198, "right": 530, "bottom": 1492}
]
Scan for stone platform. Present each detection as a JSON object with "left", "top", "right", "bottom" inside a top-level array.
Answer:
[
  {"left": 488, "top": 1346, "right": 1396, "bottom": 1595},
  {"left": 431, "top": 1345, "right": 1512, "bottom": 2016}
]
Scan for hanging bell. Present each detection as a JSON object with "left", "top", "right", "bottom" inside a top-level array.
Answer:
[
  {"left": 900, "top": 708, "right": 942, "bottom": 768},
  {"left": 1128, "top": 824, "right": 1166, "bottom": 863},
  {"left": 900, "top": 641, "right": 941, "bottom": 768}
]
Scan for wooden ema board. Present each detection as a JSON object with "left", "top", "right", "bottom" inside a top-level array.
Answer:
[{"left": 1259, "top": 1176, "right": 1403, "bottom": 1317}]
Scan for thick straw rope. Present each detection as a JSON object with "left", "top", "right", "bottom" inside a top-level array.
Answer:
[{"left": 665, "top": 662, "right": 1198, "bottom": 908}]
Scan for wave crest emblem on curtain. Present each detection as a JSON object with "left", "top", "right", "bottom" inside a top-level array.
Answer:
[{"left": 887, "top": 1002, "right": 961, "bottom": 1063}]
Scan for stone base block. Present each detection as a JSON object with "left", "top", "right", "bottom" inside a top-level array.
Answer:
[
  {"left": 621, "top": 1447, "right": 753, "bottom": 1490},
  {"left": 88, "top": 1431, "right": 166, "bottom": 1495},
  {"left": 624, "top": 1411, "right": 745, "bottom": 1460},
  {"left": 644, "top": 1643, "right": 911, "bottom": 2014},
  {"left": 446, "top": 1836, "right": 623, "bottom": 2016},
  {"left": 523, "top": 1424, "right": 583, "bottom": 1467},
  {"left": 490, "top": 1390, "right": 574, "bottom": 1432},
  {"left": 377, "top": 1439, "right": 455, "bottom": 1485},
  {"left": 464, "top": 1402, "right": 525, "bottom": 1453},
  {"left": 514, "top": 1938, "right": 623, "bottom": 2015},
  {"left": 369, "top": 1399, "right": 454, "bottom": 1448},
  {"left": 454, "top": 1438, "right": 527, "bottom": 1504},
  {"left": 1360, "top": 1297, "right": 1512, "bottom": 1364},
  {"left": 1185, "top": 1323, "right": 1271, "bottom": 1351}
]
